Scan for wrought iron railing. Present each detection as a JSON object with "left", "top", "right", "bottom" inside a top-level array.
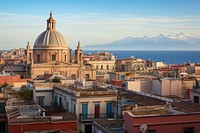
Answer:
[
  {"left": 193, "top": 85, "right": 200, "bottom": 89},
  {"left": 79, "top": 112, "right": 114, "bottom": 121}
]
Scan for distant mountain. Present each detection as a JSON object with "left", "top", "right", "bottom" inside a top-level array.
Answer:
[{"left": 83, "top": 33, "right": 200, "bottom": 50}]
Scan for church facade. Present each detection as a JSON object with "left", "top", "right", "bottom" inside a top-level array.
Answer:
[{"left": 25, "top": 12, "right": 96, "bottom": 79}]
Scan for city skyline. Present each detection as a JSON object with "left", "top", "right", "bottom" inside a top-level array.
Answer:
[{"left": 0, "top": 0, "right": 200, "bottom": 49}]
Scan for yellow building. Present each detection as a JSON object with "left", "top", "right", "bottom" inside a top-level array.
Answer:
[
  {"left": 53, "top": 85, "right": 117, "bottom": 133},
  {"left": 25, "top": 12, "right": 96, "bottom": 79}
]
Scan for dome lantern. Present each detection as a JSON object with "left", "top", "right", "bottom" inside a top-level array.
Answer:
[{"left": 47, "top": 10, "right": 56, "bottom": 30}]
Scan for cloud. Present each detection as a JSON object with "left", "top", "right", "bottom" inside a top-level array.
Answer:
[{"left": 0, "top": 11, "right": 200, "bottom": 49}]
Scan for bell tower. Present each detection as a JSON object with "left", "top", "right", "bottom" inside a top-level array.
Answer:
[
  {"left": 25, "top": 41, "right": 33, "bottom": 64},
  {"left": 75, "top": 41, "right": 83, "bottom": 64}
]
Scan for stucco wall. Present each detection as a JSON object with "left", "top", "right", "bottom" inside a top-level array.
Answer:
[
  {"left": 195, "top": 66, "right": 200, "bottom": 75},
  {"left": 125, "top": 80, "right": 152, "bottom": 93},
  {"left": 34, "top": 90, "right": 53, "bottom": 106},
  {"left": 190, "top": 91, "right": 200, "bottom": 103},
  {"left": 124, "top": 112, "right": 200, "bottom": 133},
  {"left": 126, "top": 81, "right": 141, "bottom": 92},
  {"left": 140, "top": 81, "right": 152, "bottom": 93},
  {"left": 162, "top": 79, "right": 182, "bottom": 96},
  {"left": 54, "top": 88, "right": 117, "bottom": 118},
  {"left": 152, "top": 80, "right": 162, "bottom": 95}
]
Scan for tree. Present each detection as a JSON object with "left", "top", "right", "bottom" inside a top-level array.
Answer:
[
  {"left": 52, "top": 76, "right": 61, "bottom": 83},
  {"left": 19, "top": 89, "right": 33, "bottom": 101}
]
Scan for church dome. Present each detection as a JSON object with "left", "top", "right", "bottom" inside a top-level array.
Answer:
[
  {"left": 34, "top": 30, "right": 68, "bottom": 47},
  {"left": 34, "top": 11, "right": 68, "bottom": 49}
]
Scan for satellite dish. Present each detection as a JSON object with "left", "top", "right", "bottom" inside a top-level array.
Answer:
[
  {"left": 140, "top": 124, "right": 147, "bottom": 133},
  {"left": 37, "top": 108, "right": 41, "bottom": 115}
]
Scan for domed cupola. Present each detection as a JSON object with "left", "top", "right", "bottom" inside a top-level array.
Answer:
[
  {"left": 34, "top": 11, "right": 68, "bottom": 49},
  {"left": 33, "top": 11, "right": 71, "bottom": 64}
]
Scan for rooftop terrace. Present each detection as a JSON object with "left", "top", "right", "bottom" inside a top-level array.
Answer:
[
  {"left": 93, "top": 119, "right": 124, "bottom": 133},
  {"left": 6, "top": 100, "right": 76, "bottom": 125},
  {"left": 54, "top": 85, "right": 117, "bottom": 97},
  {"left": 129, "top": 105, "right": 184, "bottom": 117}
]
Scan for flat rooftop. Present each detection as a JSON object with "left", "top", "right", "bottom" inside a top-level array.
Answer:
[
  {"left": 93, "top": 119, "right": 124, "bottom": 133},
  {"left": 6, "top": 103, "right": 76, "bottom": 124},
  {"left": 128, "top": 105, "right": 185, "bottom": 117},
  {"left": 172, "top": 101, "right": 200, "bottom": 113},
  {"left": 123, "top": 92, "right": 166, "bottom": 106},
  {"left": 24, "top": 129, "right": 77, "bottom": 133},
  {"left": 130, "top": 106, "right": 172, "bottom": 116},
  {"left": 54, "top": 85, "right": 117, "bottom": 97}
]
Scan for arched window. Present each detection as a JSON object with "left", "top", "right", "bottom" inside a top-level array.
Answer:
[
  {"left": 65, "top": 54, "right": 67, "bottom": 62},
  {"left": 52, "top": 54, "right": 56, "bottom": 61},
  {"left": 71, "top": 74, "right": 76, "bottom": 80},
  {"left": 85, "top": 74, "right": 89, "bottom": 80}
]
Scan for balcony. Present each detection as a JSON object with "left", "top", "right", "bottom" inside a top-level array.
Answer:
[{"left": 79, "top": 113, "right": 114, "bottom": 121}]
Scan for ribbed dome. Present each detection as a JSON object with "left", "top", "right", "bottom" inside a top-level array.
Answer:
[
  {"left": 34, "top": 30, "right": 68, "bottom": 47},
  {"left": 33, "top": 11, "right": 68, "bottom": 49}
]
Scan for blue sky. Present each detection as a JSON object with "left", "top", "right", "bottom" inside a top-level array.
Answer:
[{"left": 0, "top": 0, "right": 200, "bottom": 49}]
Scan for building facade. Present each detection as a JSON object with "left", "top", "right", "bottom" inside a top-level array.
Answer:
[
  {"left": 124, "top": 105, "right": 200, "bottom": 133},
  {"left": 53, "top": 85, "right": 117, "bottom": 133}
]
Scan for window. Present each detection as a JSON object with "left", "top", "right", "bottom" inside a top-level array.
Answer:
[
  {"left": 148, "top": 130, "right": 156, "bottom": 133},
  {"left": 101, "top": 65, "right": 103, "bottom": 69},
  {"left": 37, "top": 96, "right": 44, "bottom": 107},
  {"left": 59, "top": 97, "right": 62, "bottom": 108},
  {"left": 107, "top": 65, "right": 109, "bottom": 70},
  {"left": 71, "top": 74, "right": 76, "bottom": 80},
  {"left": 82, "top": 103, "right": 88, "bottom": 119},
  {"left": 94, "top": 103, "right": 100, "bottom": 118},
  {"left": 65, "top": 54, "right": 67, "bottom": 62},
  {"left": 106, "top": 102, "right": 113, "bottom": 118},
  {"left": 54, "top": 95, "right": 58, "bottom": 106},
  {"left": 85, "top": 74, "right": 89, "bottom": 80},
  {"left": 194, "top": 96, "right": 199, "bottom": 103},
  {"left": 184, "top": 127, "right": 194, "bottom": 133},
  {"left": 37, "top": 54, "right": 40, "bottom": 63},
  {"left": 96, "top": 65, "right": 98, "bottom": 69},
  {"left": 52, "top": 54, "right": 56, "bottom": 61},
  {"left": 66, "top": 101, "right": 69, "bottom": 111},
  {"left": 29, "top": 53, "right": 31, "bottom": 61}
]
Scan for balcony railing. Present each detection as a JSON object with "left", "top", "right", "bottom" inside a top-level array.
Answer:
[{"left": 79, "top": 113, "right": 114, "bottom": 121}]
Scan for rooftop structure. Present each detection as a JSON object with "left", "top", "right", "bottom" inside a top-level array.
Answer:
[
  {"left": 6, "top": 98, "right": 77, "bottom": 133},
  {"left": 93, "top": 119, "right": 124, "bottom": 133},
  {"left": 124, "top": 104, "right": 200, "bottom": 133},
  {"left": 123, "top": 92, "right": 167, "bottom": 107},
  {"left": 54, "top": 85, "right": 116, "bottom": 97}
]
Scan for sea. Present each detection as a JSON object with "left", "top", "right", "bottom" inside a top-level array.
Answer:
[{"left": 83, "top": 50, "right": 200, "bottom": 65}]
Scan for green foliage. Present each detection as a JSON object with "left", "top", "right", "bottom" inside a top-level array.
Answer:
[
  {"left": 52, "top": 76, "right": 61, "bottom": 83},
  {"left": 0, "top": 82, "right": 9, "bottom": 88},
  {"left": 117, "top": 90, "right": 123, "bottom": 100},
  {"left": 0, "top": 82, "right": 10, "bottom": 93},
  {"left": 19, "top": 89, "right": 33, "bottom": 101}
]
